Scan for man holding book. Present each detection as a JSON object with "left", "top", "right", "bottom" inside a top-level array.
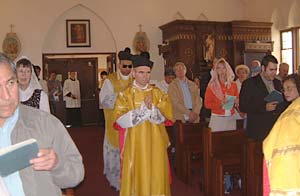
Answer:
[
  {"left": 0, "top": 53, "right": 84, "bottom": 196},
  {"left": 239, "top": 55, "right": 288, "bottom": 141},
  {"left": 239, "top": 55, "right": 289, "bottom": 195}
]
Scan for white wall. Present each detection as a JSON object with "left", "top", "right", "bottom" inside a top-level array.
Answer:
[
  {"left": 0, "top": 0, "right": 247, "bottom": 80},
  {"left": 15, "top": 0, "right": 300, "bottom": 80},
  {"left": 43, "top": 5, "right": 116, "bottom": 53},
  {"left": 244, "top": 0, "right": 300, "bottom": 70}
]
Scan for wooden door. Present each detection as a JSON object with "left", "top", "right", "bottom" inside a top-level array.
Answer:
[
  {"left": 44, "top": 57, "right": 99, "bottom": 126},
  {"left": 73, "top": 58, "right": 98, "bottom": 126}
]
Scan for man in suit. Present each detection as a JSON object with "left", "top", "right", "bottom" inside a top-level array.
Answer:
[
  {"left": 240, "top": 55, "right": 288, "bottom": 141},
  {"left": 239, "top": 54, "right": 289, "bottom": 195},
  {"left": 168, "top": 62, "right": 202, "bottom": 123}
]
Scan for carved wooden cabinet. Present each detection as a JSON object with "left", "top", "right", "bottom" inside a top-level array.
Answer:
[{"left": 158, "top": 20, "right": 273, "bottom": 79}]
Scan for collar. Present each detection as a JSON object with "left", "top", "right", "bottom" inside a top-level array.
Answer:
[
  {"left": 260, "top": 73, "right": 273, "bottom": 84},
  {"left": 118, "top": 69, "right": 131, "bottom": 80},
  {"left": 133, "top": 80, "right": 148, "bottom": 90}
]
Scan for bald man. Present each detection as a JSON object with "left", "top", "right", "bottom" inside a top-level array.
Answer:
[{"left": 275, "top": 63, "right": 289, "bottom": 81}]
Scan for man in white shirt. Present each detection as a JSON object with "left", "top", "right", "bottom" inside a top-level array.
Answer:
[
  {"left": 63, "top": 71, "right": 81, "bottom": 127},
  {"left": 156, "top": 67, "right": 175, "bottom": 93}
]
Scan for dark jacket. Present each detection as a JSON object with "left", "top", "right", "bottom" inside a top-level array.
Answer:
[{"left": 239, "top": 75, "right": 289, "bottom": 141}]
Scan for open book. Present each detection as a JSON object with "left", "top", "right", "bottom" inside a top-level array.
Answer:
[
  {"left": 264, "top": 90, "right": 284, "bottom": 103},
  {"left": 0, "top": 138, "right": 38, "bottom": 177}
]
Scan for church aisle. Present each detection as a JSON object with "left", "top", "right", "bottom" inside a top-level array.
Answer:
[{"left": 68, "top": 126, "right": 203, "bottom": 196}]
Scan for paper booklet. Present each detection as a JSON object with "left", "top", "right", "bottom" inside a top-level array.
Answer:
[
  {"left": 222, "top": 95, "right": 236, "bottom": 110},
  {"left": 264, "top": 90, "right": 284, "bottom": 103},
  {"left": 0, "top": 138, "right": 38, "bottom": 177}
]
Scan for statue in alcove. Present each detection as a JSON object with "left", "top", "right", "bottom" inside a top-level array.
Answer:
[{"left": 204, "top": 34, "right": 215, "bottom": 62}]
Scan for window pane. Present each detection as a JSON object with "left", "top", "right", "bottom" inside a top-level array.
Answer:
[
  {"left": 282, "top": 31, "right": 292, "bottom": 49},
  {"left": 298, "top": 28, "right": 300, "bottom": 66},
  {"left": 282, "top": 49, "right": 293, "bottom": 70}
]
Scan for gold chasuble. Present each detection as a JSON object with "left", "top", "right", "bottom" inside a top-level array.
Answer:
[
  {"left": 104, "top": 72, "right": 132, "bottom": 148},
  {"left": 114, "top": 85, "right": 174, "bottom": 196},
  {"left": 264, "top": 97, "right": 300, "bottom": 195}
]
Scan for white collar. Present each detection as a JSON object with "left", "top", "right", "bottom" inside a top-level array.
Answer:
[
  {"left": 133, "top": 80, "right": 148, "bottom": 90},
  {"left": 118, "top": 69, "right": 131, "bottom": 80}
]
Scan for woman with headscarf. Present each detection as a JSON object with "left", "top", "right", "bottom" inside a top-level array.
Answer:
[
  {"left": 16, "top": 57, "right": 50, "bottom": 113},
  {"left": 263, "top": 74, "right": 300, "bottom": 196},
  {"left": 204, "top": 58, "right": 239, "bottom": 132}
]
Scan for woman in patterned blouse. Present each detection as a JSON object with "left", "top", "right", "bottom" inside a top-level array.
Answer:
[{"left": 16, "top": 57, "right": 50, "bottom": 112}]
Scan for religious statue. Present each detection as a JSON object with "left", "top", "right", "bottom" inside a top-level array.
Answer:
[
  {"left": 204, "top": 34, "right": 215, "bottom": 62},
  {"left": 133, "top": 24, "right": 150, "bottom": 54}
]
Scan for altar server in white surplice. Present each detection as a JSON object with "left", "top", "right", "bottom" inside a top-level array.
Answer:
[{"left": 63, "top": 71, "right": 81, "bottom": 127}]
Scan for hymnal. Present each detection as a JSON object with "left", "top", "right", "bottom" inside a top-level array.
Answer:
[
  {"left": 0, "top": 138, "right": 38, "bottom": 177},
  {"left": 264, "top": 90, "right": 284, "bottom": 103}
]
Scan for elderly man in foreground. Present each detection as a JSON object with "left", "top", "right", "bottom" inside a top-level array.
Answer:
[{"left": 0, "top": 53, "right": 84, "bottom": 196}]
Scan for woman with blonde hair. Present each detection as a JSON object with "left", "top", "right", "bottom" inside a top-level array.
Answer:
[
  {"left": 235, "top": 64, "right": 250, "bottom": 121},
  {"left": 235, "top": 64, "right": 250, "bottom": 92},
  {"left": 205, "top": 58, "right": 239, "bottom": 132}
]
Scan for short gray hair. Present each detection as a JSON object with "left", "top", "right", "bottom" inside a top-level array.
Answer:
[
  {"left": 173, "top": 62, "right": 186, "bottom": 72},
  {"left": 0, "top": 53, "right": 16, "bottom": 74}
]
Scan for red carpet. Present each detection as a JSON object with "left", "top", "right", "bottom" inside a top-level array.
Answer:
[{"left": 67, "top": 126, "right": 202, "bottom": 196}]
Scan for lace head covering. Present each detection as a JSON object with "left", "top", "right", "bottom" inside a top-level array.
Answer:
[{"left": 208, "top": 58, "right": 235, "bottom": 100}]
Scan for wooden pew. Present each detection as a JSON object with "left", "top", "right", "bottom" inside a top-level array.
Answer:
[
  {"left": 244, "top": 139, "right": 263, "bottom": 196},
  {"left": 62, "top": 188, "right": 74, "bottom": 196},
  {"left": 203, "top": 127, "right": 246, "bottom": 196},
  {"left": 174, "top": 121, "right": 204, "bottom": 184}
]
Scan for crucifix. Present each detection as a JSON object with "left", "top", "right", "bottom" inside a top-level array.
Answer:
[
  {"left": 10, "top": 24, "right": 14, "bottom": 33},
  {"left": 138, "top": 24, "right": 142, "bottom": 32}
]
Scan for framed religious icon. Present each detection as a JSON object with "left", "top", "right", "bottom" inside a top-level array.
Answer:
[{"left": 66, "top": 19, "right": 91, "bottom": 47}]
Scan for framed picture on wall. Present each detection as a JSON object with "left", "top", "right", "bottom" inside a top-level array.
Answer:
[{"left": 66, "top": 19, "right": 91, "bottom": 47}]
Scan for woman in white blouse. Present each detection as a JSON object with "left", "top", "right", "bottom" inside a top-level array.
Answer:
[{"left": 16, "top": 57, "right": 50, "bottom": 113}]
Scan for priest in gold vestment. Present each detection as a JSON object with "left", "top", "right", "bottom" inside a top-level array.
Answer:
[
  {"left": 114, "top": 54, "right": 174, "bottom": 196},
  {"left": 263, "top": 74, "right": 300, "bottom": 196},
  {"left": 99, "top": 48, "right": 133, "bottom": 190}
]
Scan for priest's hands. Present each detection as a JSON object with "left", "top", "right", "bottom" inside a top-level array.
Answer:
[{"left": 144, "top": 94, "right": 152, "bottom": 110}]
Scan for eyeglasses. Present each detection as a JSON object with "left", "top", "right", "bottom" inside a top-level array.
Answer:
[{"left": 122, "top": 64, "right": 132, "bottom": 69}]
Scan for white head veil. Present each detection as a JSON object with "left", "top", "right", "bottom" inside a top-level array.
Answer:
[
  {"left": 208, "top": 58, "right": 235, "bottom": 100},
  {"left": 16, "top": 56, "right": 42, "bottom": 91}
]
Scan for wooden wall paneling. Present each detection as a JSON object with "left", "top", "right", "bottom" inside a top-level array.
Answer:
[{"left": 159, "top": 20, "right": 273, "bottom": 76}]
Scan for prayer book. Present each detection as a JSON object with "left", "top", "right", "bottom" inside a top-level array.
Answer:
[
  {"left": 0, "top": 138, "right": 38, "bottom": 177},
  {"left": 222, "top": 95, "right": 236, "bottom": 110},
  {"left": 264, "top": 90, "right": 284, "bottom": 103}
]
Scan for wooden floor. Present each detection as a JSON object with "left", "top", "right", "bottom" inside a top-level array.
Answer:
[{"left": 67, "top": 126, "right": 203, "bottom": 196}]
